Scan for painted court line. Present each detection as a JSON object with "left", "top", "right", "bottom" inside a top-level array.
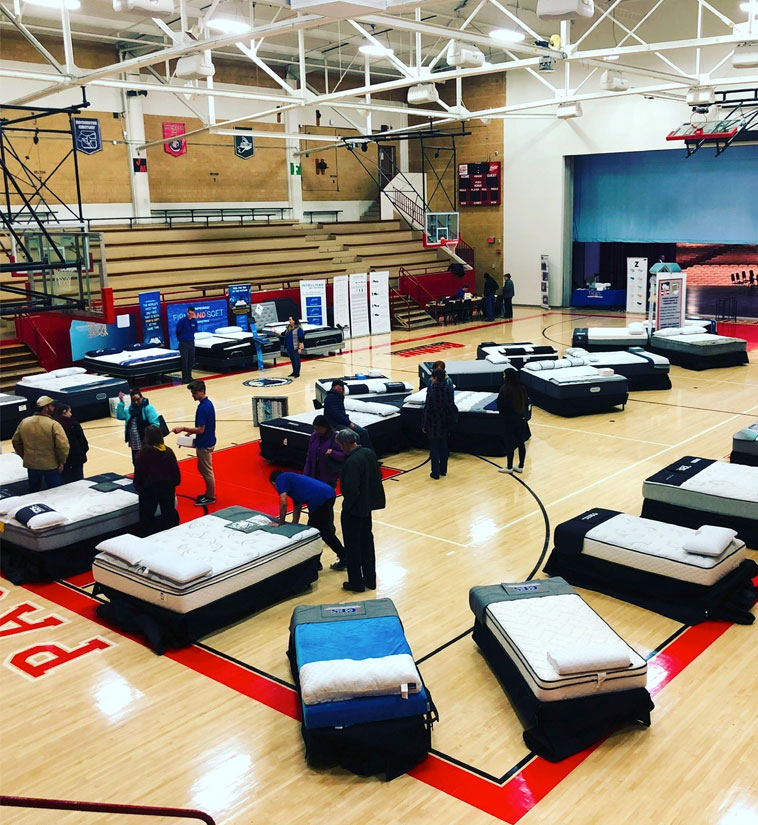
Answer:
[{"left": 530, "top": 421, "right": 671, "bottom": 447}]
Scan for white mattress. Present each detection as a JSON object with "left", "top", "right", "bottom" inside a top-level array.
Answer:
[
  {"left": 527, "top": 365, "right": 625, "bottom": 386},
  {"left": 87, "top": 348, "right": 179, "bottom": 366},
  {"left": 18, "top": 373, "right": 121, "bottom": 391},
  {"left": 0, "top": 453, "right": 27, "bottom": 486},
  {"left": 652, "top": 332, "right": 721, "bottom": 345},
  {"left": 584, "top": 514, "right": 746, "bottom": 586},
  {"left": 286, "top": 408, "right": 399, "bottom": 428},
  {"left": 580, "top": 350, "right": 669, "bottom": 367},
  {"left": 0, "top": 392, "right": 28, "bottom": 408},
  {"left": 586, "top": 328, "right": 648, "bottom": 342},
  {"left": 403, "top": 389, "right": 497, "bottom": 413},
  {"left": 484, "top": 594, "right": 647, "bottom": 702},
  {"left": 217, "top": 330, "right": 254, "bottom": 341},
  {"left": 92, "top": 514, "right": 322, "bottom": 613},
  {"left": 194, "top": 334, "right": 249, "bottom": 351},
  {"left": 316, "top": 377, "right": 413, "bottom": 395},
  {"left": 481, "top": 345, "right": 554, "bottom": 365}
]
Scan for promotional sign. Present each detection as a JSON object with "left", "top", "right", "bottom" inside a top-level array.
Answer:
[
  {"left": 249, "top": 317, "right": 264, "bottom": 372},
  {"left": 228, "top": 284, "right": 251, "bottom": 331},
  {"left": 300, "top": 279, "right": 327, "bottom": 326},
  {"left": 138, "top": 291, "right": 163, "bottom": 345},
  {"left": 655, "top": 273, "right": 687, "bottom": 330},
  {"left": 626, "top": 257, "right": 648, "bottom": 314},
  {"left": 368, "top": 270, "right": 391, "bottom": 335},
  {"left": 72, "top": 118, "right": 102, "bottom": 155},
  {"left": 166, "top": 299, "right": 227, "bottom": 349},
  {"left": 234, "top": 129, "right": 255, "bottom": 159},
  {"left": 69, "top": 317, "right": 136, "bottom": 361},
  {"left": 540, "top": 255, "right": 550, "bottom": 308},
  {"left": 332, "top": 275, "right": 351, "bottom": 339},
  {"left": 163, "top": 122, "right": 187, "bottom": 157},
  {"left": 348, "top": 272, "right": 370, "bottom": 338}
]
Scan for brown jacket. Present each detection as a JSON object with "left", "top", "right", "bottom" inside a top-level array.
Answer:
[{"left": 12, "top": 413, "right": 70, "bottom": 471}]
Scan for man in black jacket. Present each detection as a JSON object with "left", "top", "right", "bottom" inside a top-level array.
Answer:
[
  {"left": 322, "top": 380, "right": 374, "bottom": 452},
  {"left": 483, "top": 273, "right": 499, "bottom": 321},
  {"left": 501, "top": 272, "right": 515, "bottom": 319},
  {"left": 335, "top": 428, "right": 385, "bottom": 592}
]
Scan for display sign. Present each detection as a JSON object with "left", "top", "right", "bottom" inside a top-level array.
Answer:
[
  {"left": 163, "top": 122, "right": 187, "bottom": 157},
  {"left": 333, "top": 275, "right": 351, "bottom": 339},
  {"left": 138, "top": 290, "right": 163, "bottom": 344},
  {"left": 228, "top": 284, "right": 251, "bottom": 331},
  {"left": 70, "top": 317, "right": 136, "bottom": 361},
  {"left": 348, "top": 272, "right": 370, "bottom": 338},
  {"left": 655, "top": 273, "right": 687, "bottom": 330},
  {"left": 540, "top": 254, "right": 550, "bottom": 308},
  {"left": 166, "top": 299, "right": 227, "bottom": 348},
  {"left": 300, "top": 279, "right": 327, "bottom": 326},
  {"left": 626, "top": 257, "right": 648, "bottom": 314},
  {"left": 458, "top": 161, "right": 501, "bottom": 207},
  {"left": 234, "top": 129, "right": 255, "bottom": 160},
  {"left": 368, "top": 270, "right": 391, "bottom": 335},
  {"left": 72, "top": 118, "right": 102, "bottom": 155},
  {"left": 249, "top": 317, "right": 264, "bottom": 372}
]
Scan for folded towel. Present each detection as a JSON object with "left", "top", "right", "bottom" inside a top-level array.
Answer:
[
  {"left": 683, "top": 525, "right": 738, "bottom": 557},
  {"left": 547, "top": 644, "right": 631, "bottom": 675},
  {"left": 139, "top": 550, "right": 213, "bottom": 583},
  {"left": 598, "top": 368, "right": 615, "bottom": 377},
  {"left": 300, "top": 653, "right": 422, "bottom": 705},
  {"left": 96, "top": 533, "right": 151, "bottom": 566}
]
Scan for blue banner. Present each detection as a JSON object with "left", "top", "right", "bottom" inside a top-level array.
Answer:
[
  {"left": 70, "top": 317, "right": 136, "bottom": 361},
  {"left": 249, "top": 318, "right": 265, "bottom": 372},
  {"left": 166, "top": 299, "right": 228, "bottom": 349},
  {"left": 228, "top": 284, "right": 251, "bottom": 331},
  {"left": 138, "top": 290, "right": 163, "bottom": 345},
  {"left": 72, "top": 118, "right": 102, "bottom": 155}
]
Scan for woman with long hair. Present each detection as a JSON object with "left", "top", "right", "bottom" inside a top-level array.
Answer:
[
  {"left": 423, "top": 367, "right": 454, "bottom": 480},
  {"left": 497, "top": 368, "right": 531, "bottom": 474},
  {"left": 53, "top": 402, "right": 89, "bottom": 484},
  {"left": 284, "top": 315, "right": 305, "bottom": 378},
  {"left": 133, "top": 425, "right": 181, "bottom": 534}
]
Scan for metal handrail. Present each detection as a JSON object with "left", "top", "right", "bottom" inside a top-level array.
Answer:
[
  {"left": 21, "top": 315, "right": 57, "bottom": 367},
  {"left": 389, "top": 287, "right": 413, "bottom": 329},
  {"left": 398, "top": 270, "right": 437, "bottom": 306},
  {"left": 388, "top": 190, "right": 424, "bottom": 228},
  {"left": 0, "top": 795, "right": 216, "bottom": 824},
  {"left": 456, "top": 237, "right": 475, "bottom": 268}
]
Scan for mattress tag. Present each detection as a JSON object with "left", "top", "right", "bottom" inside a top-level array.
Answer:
[
  {"left": 503, "top": 583, "right": 546, "bottom": 595},
  {"left": 321, "top": 604, "right": 366, "bottom": 617},
  {"left": 0, "top": 521, "right": 4, "bottom": 533},
  {"left": 400, "top": 683, "right": 409, "bottom": 699}
]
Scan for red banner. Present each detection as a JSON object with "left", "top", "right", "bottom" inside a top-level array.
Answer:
[{"left": 162, "top": 122, "right": 187, "bottom": 157}]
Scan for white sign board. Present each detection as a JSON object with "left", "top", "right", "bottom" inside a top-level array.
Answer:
[
  {"left": 332, "top": 275, "right": 350, "bottom": 338},
  {"left": 349, "top": 272, "right": 370, "bottom": 337},
  {"left": 299, "top": 279, "right": 327, "bottom": 326},
  {"left": 626, "top": 257, "right": 648, "bottom": 314},
  {"left": 540, "top": 254, "right": 550, "bottom": 308},
  {"left": 654, "top": 273, "right": 687, "bottom": 330},
  {"left": 369, "top": 270, "right": 391, "bottom": 335}
]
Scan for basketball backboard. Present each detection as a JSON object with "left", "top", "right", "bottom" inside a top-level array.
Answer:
[{"left": 423, "top": 212, "right": 460, "bottom": 250}]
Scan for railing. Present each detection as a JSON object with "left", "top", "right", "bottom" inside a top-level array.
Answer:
[
  {"left": 16, "top": 314, "right": 58, "bottom": 370},
  {"left": 716, "top": 296, "right": 738, "bottom": 322},
  {"left": 0, "top": 795, "right": 216, "bottom": 824},
  {"left": 456, "top": 238, "right": 475, "bottom": 268},
  {"left": 398, "top": 269, "right": 438, "bottom": 309},
  {"left": 387, "top": 190, "right": 425, "bottom": 228},
  {"left": 389, "top": 287, "right": 414, "bottom": 329}
]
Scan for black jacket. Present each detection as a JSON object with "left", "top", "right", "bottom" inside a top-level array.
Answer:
[
  {"left": 323, "top": 389, "right": 352, "bottom": 429},
  {"left": 483, "top": 275, "right": 499, "bottom": 297},
  {"left": 340, "top": 446, "right": 385, "bottom": 518},
  {"left": 57, "top": 417, "right": 89, "bottom": 469}
]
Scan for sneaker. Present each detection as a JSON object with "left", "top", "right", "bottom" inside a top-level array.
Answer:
[
  {"left": 330, "top": 560, "right": 347, "bottom": 571},
  {"left": 514, "top": 466, "right": 524, "bottom": 474},
  {"left": 195, "top": 495, "right": 216, "bottom": 506},
  {"left": 342, "top": 581, "right": 365, "bottom": 593},
  {"left": 498, "top": 467, "right": 513, "bottom": 474},
  {"left": 429, "top": 473, "right": 440, "bottom": 480}
]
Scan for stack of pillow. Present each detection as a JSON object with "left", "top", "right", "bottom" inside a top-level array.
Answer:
[{"left": 682, "top": 525, "right": 738, "bottom": 557}]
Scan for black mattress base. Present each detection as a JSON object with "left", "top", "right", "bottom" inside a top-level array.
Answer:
[
  {"left": 625, "top": 373, "right": 672, "bottom": 391},
  {"left": 94, "top": 554, "right": 321, "bottom": 655},
  {"left": 286, "top": 634, "right": 436, "bottom": 781},
  {"left": 472, "top": 619, "right": 653, "bottom": 762},
  {"left": 195, "top": 353, "right": 260, "bottom": 373},
  {"left": 528, "top": 389, "right": 628, "bottom": 417},
  {"left": 0, "top": 411, "right": 27, "bottom": 440},
  {"left": 81, "top": 358, "right": 181, "bottom": 380},
  {"left": 729, "top": 451, "right": 758, "bottom": 467},
  {"left": 641, "top": 497, "right": 758, "bottom": 548},
  {"left": 544, "top": 550, "right": 758, "bottom": 625},
  {"left": 648, "top": 347, "right": 749, "bottom": 371},
  {"left": 260, "top": 429, "right": 405, "bottom": 467}
]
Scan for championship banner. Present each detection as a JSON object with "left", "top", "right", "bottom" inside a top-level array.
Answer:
[
  {"left": 626, "top": 257, "right": 648, "bottom": 314},
  {"left": 72, "top": 118, "right": 102, "bottom": 155},
  {"left": 369, "top": 270, "right": 391, "bottom": 335},
  {"left": 234, "top": 128, "right": 255, "bottom": 160},
  {"left": 333, "top": 275, "right": 350, "bottom": 339},
  {"left": 228, "top": 284, "right": 251, "bottom": 331},
  {"left": 166, "top": 299, "right": 227, "bottom": 348},
  {"left": 300, "top": 279, "right": 327, "bottom": 326},
  {"left": 655, "top": 273, "right": 687, "bottom": 330},
  {"left": 348, "top": 272, "right": 370, "bottom": 338},
  {"left": 138, "top": 290, "right": 164, "bottom": 344},
  {"left": 163, "top": 122, "right": 187, "bottom": 157}
]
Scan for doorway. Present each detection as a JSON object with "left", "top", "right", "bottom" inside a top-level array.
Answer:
[{"left": 378, "top": 145, "right": 397, "bottom": 189}]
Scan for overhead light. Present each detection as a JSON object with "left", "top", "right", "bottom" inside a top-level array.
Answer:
[
  {"left": 207, "top": 17, "right": 251, "bottom": 34},
  {"left": 733, "top": 41, "right": 758, "bottom": 68},
  {"left": 600, "top": 69, "right": 630, "bottom": 91},
  {"left": 490, "top": 28, "right": 526, "bottom": 44},
  {"left": 447, "top": 41, "right": 485, "bottom": 68},
  {"left": 113, "top": 0, "right": 174, "bottom": 16},
  {"left": 359, "top": 44, "right": 394, "bottom": 57},
  {"left": 407, "top": 83, "right": 439, "bottom": 104},
  {"left": 24, "top": 0, "right": 81, "bottom": 8},
  {"left": 740, "top": 2, "right": 758, "bottom": 11},
  {"left": 537, "top": 0, "right": 594, "bottom": 20},
  {"left": 604, "top": 54, "right": 620, "bottom": 61},
  {"left": 686, "top": 86, "right": 716, "bottom": 106},
  {"left": 556, "top": 101, "right": 582, "bottom": 119}
]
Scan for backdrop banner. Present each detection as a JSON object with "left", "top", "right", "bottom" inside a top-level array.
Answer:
[
  {"left": 369, "top": 270, "right": 391, "bottom": 334},
  {"left": 72, "top": 118, "right": 102, "bottom": 155},
  {"left": 348, "top": 272, "right": 370, "bottom": 337},
  {"left": 333, "top": 275, "right": 351, "bottom": 338},
  {"left": 138, "top": 291, "right": 163, "bottom": 344},
  {"left": 300, "top": 279, "right": 327, "bottom": 326},
  {"left": 540, "top": 255, "right": 550, "bottom": 308},
  {"left": 167, "top": 299, "right": 228, "bottom": 348}
]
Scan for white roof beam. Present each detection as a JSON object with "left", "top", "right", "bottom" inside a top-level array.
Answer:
[
  {"left": 486, "top": 0, "right": 541, "bottom": 43},
  {"left": 606, "top": 12, "right": 693, "bottom": 79},
  {"left": 0, "top": 5, "right": 66, "bottom": 75},
  {"left": 426, "top": 0, "right": 487, "bottom": 72},
  {"left": 347, "top": 19, "right": 414, "bottom": 78},
  {"left": 235, "top": 39, "right": 302, "bottom": 97},
  {"left": 579, "top": 59, "right": 700, "bottom": 87}
]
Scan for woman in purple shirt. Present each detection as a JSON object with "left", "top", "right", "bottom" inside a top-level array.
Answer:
[{"left": 303, "top": 415, "right": 345, "bottom": 488}]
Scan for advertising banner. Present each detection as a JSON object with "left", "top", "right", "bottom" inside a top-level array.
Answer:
[
  {"left": 72, "top": 118, "right": 102, "bottom": 155},
  {"left": 348, "top": 272, "right": 370, "bottom": 338},
  {"left": 369, "top": 270, "right": 391, "bottom": 335},
  {"left": 300, "top": 279, "right": 327, "bottom": 326},
  {"left": 163, "top": 122, "right": 187, "bottom": 157},
  {"left": 138, "top": 290, "right": 163, "bottom": 344},
  {"left": 69, "top": 317, "right": 136, "bottom": 361},
  {"left": 655, "top": 273, "right": 687, "bottom": 330},
  {"left": 228, "top": 284, "right": 251, "bottom": 331},
  {"left": 332, "top": 275, "right": 351, "bottom": 338},
  {"left": 626, "top": 257, "right": 648, "bottom": 314},
  {"left": 167, "top": 299, "right": 228, "bottom": 348}
]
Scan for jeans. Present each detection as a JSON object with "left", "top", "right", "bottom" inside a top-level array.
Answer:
[
  {"left": 138, "top": 484, "right": 179, "bottom": 536},
  {"left": 428, "top": 436, "right": 449, "bottom": 478},
  {"left": 484, "top": 294, "right": 495, "bottom": 321},
  {"left": 196, "top": 446, "right": 216, "bottom": 497},
  {"left": 179, "top": 340, "right": 195, "bottom": 383},
  {"left": 507, "top": 443, "right": 526, "bottom": 469},
  {"left": 307, "top": 498, "right": 345, "bottom": 561},
  {"left": 287, "top": 347, "right": 301, "bottom": 377},
  {"left": 341, "top": 512, "right": 376, "bottom": 589},
  {"left": 27, "top": 468, "right": 62, "bottom": 493},
  {"left": 350, "top": 423, "right": 374, "bottom": 453},
  {"left": 61, "top": 464, "right": 84, "bottom": 485}
]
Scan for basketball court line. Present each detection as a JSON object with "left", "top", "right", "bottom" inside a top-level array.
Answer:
[{"left": 529, "top": 421, "right": 671, "bottom": 447}]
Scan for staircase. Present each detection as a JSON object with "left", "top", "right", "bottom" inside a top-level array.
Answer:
[
  {"left": 0, "top": 342, "right": 44, "bottom": 392},
  {"left": 361, "top": 199, "right": 381, "bottom": 221},
  {"left": 390, "top": 291, "right": 438, "bottom": 330}
]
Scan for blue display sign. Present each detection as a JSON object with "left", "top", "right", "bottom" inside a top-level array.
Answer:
[
  {"left": 138, "top": 290, "right": 164, "bottom": 345},
  {"left": 72, "top": 118, "right": 102, "bottom": 155},
  {"left": 166, "top": 299, "right": 228, "bottom": 349},
  {"left": 249, "top": 317, "right": 264, "bottom": 372},
  {"left": 228, "top": 284, "right": 251, "bottom": 331},
  {"left": 70, "top": 317, "right": 136, "bottom": 361}
]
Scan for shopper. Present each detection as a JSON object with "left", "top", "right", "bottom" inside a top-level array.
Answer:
[
  {"left": 497, "top": 369, "right": 531, "bottom": 474},
  {"left": 53, "top": 402, "right": 89, "bottom": 484},
  {"left": 323, "top": 379, "right": 374, "bottom": 452},
  {"left": 117, "top": 388, "right": 161, "bottom": 464},
  {"left": 176, "top": 306, "right": 198, "bottom": 383},
  {"left": 303, "top": 415, "right": 345, "bottom": 489},
  {"left": 284, "top": 316, "right": 305, "bottom": 378},
  {"left": 173, "top": 379, "right": 216, "bottom": 506},
  {"left": 133, "top": 425, "right": 181, "bottom": 534},
  {"left": 430, "top": 360, "right": 455, "bottom": 393},
  {"left": 483, "top": 272, "right": 499, "bottom": 321},
  {"left": 423, "top": 367, "right": 454, "bottom": 480},
  {"left": 11, "top": 395, "right": 69, "bottom": 492},
  {"left": 502, "top": 272, "right": 515, "bottom": 320}
]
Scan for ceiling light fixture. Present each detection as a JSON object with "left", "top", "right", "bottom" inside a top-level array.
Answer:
[
  {"left": 359, "top": 44, "right": 394, "bottom": 57},
  {"left": 24, "top": 0, "right": 81, "bottom": 9},
  {"left": 604, "top": 54, "right": 620, "bottom": 61},
  {"left": 207, "top": 17, "right": 252, "bottom": 34},
  {"left": 490, "top": 28, "right": 526, "bottom": 44}
]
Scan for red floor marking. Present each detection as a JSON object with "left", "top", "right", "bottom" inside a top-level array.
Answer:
[
  {"left": 10, "top": 571, "right": 743, "bottom": 824},
  {"left": 64, "top": 572, "right": 96, "bottom": 589}
]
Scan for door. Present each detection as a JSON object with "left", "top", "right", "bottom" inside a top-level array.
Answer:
[{"left": 378, "top": 145, "right": 397, "bottom": 189}]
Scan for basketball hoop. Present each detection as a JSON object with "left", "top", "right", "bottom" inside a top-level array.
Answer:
[{"left": 53, "top": 269, "right": 73, "bottom": 296}]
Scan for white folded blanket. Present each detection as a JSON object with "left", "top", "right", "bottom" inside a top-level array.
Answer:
[
  {"left": 683, "top": 525, "right": 738, "bottom": 558},
  {"left": 139, "top": 550, "right": 214, "bottom": 584},
  {"left": 300, "top": 653, "right": 422, "bottom": 705},
  {"left": 547, "top": 644, "right": 631, "bottom": 675}
]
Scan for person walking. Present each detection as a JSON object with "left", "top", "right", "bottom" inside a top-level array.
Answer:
[
  {"left": 497, "top": 369, "right": 531, "bottom": 474},
  {"left": 133, "top": 425, "right": 181, "bottom": 535},
  {"left": 116, "top": 388, "right": 161, "bottom": 465},
  {"left": 335, "top": 428, "right": 385, "bottom": 593},
  {"left": 483, "top": 272, "right": 499, "bottom": 322},
  {"left": 322, "top": 379, "right": 375, "bottom": 452},
  {"left": 269, "top": 469, "right": 346, "bottom": 570},
  {"left": 176, "top": 306, "right": 198, "bottom": 383},
  {"left": 11, "top": 395, "right": 69, "bottom": 492},
  {"left": 502, "top": 272, "right": 515, "bottom": 320},
  {"left": 423, "top": 367, "right": 454, "bottom": 480},
  {"left": 173, "top": 379, "right": 216, "bottom": 506},
  {"left": 303, "top": 415, "right": 345, "bottom": 489},
  {"left": 53, "top": 402, "right": 89, "bottom": 484},
  {"left": 284, "top": 316, "right": 305, "bottom": 378}
]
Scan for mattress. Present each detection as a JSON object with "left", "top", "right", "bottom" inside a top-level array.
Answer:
[
  {"left": 419, "top": 360, "right": 506, "bottom": 392},
  {"left": 194, "top": 333, "right": 253, "bottom": 354},
  {"left": 264, "top": 322, "right": 344, "bottom": 355},
  {"left": 520, "top": 364, "right": 629, "bottom": 413},
  {"left": 314, "top": 374, "right": 413, "bottom": 406},
  {"left": 476, "top": 342, "right": 559, "bottom": 368},
  {"left": 572, "top": 327, "right": 650, "bottom": 350},
  {"left": 80, "top": 348, "right": 181, "bottom": 379},
  {"left": 643, "top": 457, "right": 758, "bottom": 521},
  {"left": 650, "top": 332, "right": 747, "bottom": 355},
  {"left": 733, "top": 422, "right": 758, "bottom": 461},
  {"left": 469, "top": 578, "right": 647, "bottom": 702},
  {"left": 0, "top": 452, "right": 28, "bottom": 495},
  {"left": 13, "top": 374, "right": 130, "bottom": 421},
  {"left": 16, "top": 372, "right": 128, "bottom": 393},
  {"left": 564, "top": 347, "right": 671, "bottom": 390},
  {"left": 0, "top": 476, "right": 139, "bottom": 552},
  {"left": 0, "top": 392, "right": 30, "bottom": 440},
  {"left": 92, "top": 506, "right": 321, "bottom": 614}
]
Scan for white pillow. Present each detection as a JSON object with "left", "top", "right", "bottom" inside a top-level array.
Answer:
[
  {"left": 20, "top": 373, "right": 54, "bottom": 384},
  {"left": 367, "top": 369, "right": 384, "bottom": 377},
  {"left": 138, "top": 549, "right": 213, "bottom": 583},
  {"left": 627, "top": 322, "right": 645, "bottom": 334},
  {"left": 552, "top": 358, "right": 572, "bottom": 369},
  {"left": 683, "top": 525, "right": 738, "bottom": 557},
  {"left": 96, "top": 534, "right": 149, "bottom": 566},
  {"left": 566, "top": 347, "right": 587, "bottom": 357},
  {"left": 524, "top": 362, "right": 542, "bottom": 371},
  {"left": 214, "top": 325, "right": 241, "bottom": 334},
  {"left": 9, "top": 506, "right": 68, "bottom": 530},
  {"left": 194, "top": 331, "right": 213, "bottom": 340},
  {"left": 403, "top": 389, "right": 427, "bottom": 406},
  {"left": 566, "top": 355, "right": 586, "bottom": 366},
  {"left": 51, "top": 366, "right": 87, "bottom": 378},
  {"left": 0, "top": 495, "right": 23, "bottom": 516},
  {"left": 344, "top": 398, "right": 397, "bottom": 417},
  {"left": 679, "top": 325, "right": 708, "bottom": 335},
  {"left": 654, "top": 327, "right": 680, "bottom": 337}
]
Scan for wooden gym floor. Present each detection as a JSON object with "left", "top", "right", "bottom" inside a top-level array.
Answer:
[{"left": 2, "top": 307, "right": 757, "bottom": 825}]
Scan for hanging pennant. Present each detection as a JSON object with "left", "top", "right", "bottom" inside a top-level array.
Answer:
[
  {"left": 234, "top": 128, "right": 255, "bottom": 159},
  {"left": 163, "top": 122, "right": 187, "bottom": 157},
  {"left": 72, "top": 118, "right": 102, "bottom": 155}
]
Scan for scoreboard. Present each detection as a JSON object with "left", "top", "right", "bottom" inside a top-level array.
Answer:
[{"left": 458, "top": 161, "right": 501, "bottom": 207}]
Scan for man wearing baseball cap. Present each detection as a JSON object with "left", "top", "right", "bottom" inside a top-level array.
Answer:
[{"left": 11, "top": 395, "right": 70, "bottom": 492}]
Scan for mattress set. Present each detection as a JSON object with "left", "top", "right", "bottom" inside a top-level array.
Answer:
[
  {"left": 193, "top": 326, "right": 281, "bottom": 371},
  {"left": 314, "top": 373, "right": 413, "bottom": 407},
  {"left": 476, "top": 341, "right": 559, "bottom": 369},
  {"left": 0, "top": 474, "right": 139, "bottom": 582},
  {"left": 520, "top": 360, "right": 629, "bottom": 416},
  {"left": 259, "top": 402, "right": 402, "bottom": 466},
  {"left": 14, "top": 370, "right": 130, "bottom": 421},
  {"left": 0, "top": 393, "right": 30, "bottom": 440},
  {"left": 288, "top": 598, "right": 436, "bottom": 779},
  {"left": 264, "top": 322, "right": 345, "bottom": 357},
  {"left": 649, "top": 328, "right": 748, "bottom": 370},
  {"left": 544, "top": 509, "right": 757, "bottom": 624},
  {"left": 641, "top": 456, "right": 758, "bottom": 545},
  {"left": 572, "top": 324, "right": 651, "bottom": 352},
  {"left": 418, "top": 359, "right": 506, "bottom": 392},
  {"left": 401, "top": 389, "right": 508, "bottom": 456},
  {"left": 81, "top": 345, "right": 181, "bottom": 379},
  {"left": 469, "top": 577, "right": 653, "bottom": 761},
  {"left": 93, "top": 506, "right": 322, "bottom": 652},
  {"left": 564, "top": 347, "right": 671, "bottom": 391},
  {"left": 731, "top": 422, "right": 758, "bottom": 466},
  {"left": 0, "top": 452, "right": 28, "bottom": 496}
]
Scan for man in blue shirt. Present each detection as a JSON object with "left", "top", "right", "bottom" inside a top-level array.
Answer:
[
  {"left": 270, "top": 469, "right": 346, "bottom": 568},
  {"left": 322, "top": 379, "right": 374, "bottom": 453},
  {"left": 173, "top": 379, "right": 216, "bottom": 506},
  {"left": 175, "top": 306, "right": 198, "bottom": 383}
]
